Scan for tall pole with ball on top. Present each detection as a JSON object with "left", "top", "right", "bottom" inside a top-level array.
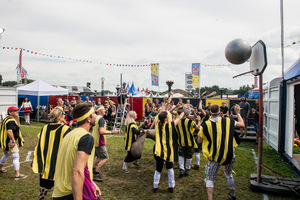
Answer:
[
  {"left": 225, "top": 38, "right": 266, "bottom": 183},
  {"left": 225, "top": 38, "right": 300, "bottom": 196}
]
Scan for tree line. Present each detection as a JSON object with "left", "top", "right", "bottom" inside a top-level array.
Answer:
[{"left": 0, "top": 75, "right": 253, "bottom": 97}]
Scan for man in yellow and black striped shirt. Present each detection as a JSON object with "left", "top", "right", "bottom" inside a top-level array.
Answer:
[{"left": 198, "top": 104, "right": 244, "bottom": 200}]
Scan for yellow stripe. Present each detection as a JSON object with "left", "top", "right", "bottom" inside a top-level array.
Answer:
[
  {"left": 168, "top": 124, "right": 174, "bottom": 162},
  {"left": 162, "top": 127, "right": 168, "bottom": 161},
  {"left": 32, "top": 131, "right": 41, "bottom": 173},
  {"left": 155, "top": 124, "right": 161, "bottom": 158},
  {"left": 178, "top": 121, "right": 185, "bottom": 146}
]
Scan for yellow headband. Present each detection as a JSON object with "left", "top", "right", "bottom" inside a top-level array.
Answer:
[
  {"left": 96, "top": 106, "right": 105, "bottom": 112},
  {"left": 75, "top": 107, "right": 94, "bottom": 122}
]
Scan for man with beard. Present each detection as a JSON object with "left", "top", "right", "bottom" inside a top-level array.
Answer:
[
  {"left": 52, "top": 102, "right": 101, "bottom": 200},
  {"left": 238, "top": 97, "right": 250, "bottom": 138}
]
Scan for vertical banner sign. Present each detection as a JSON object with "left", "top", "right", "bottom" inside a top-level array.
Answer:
[
  {"left": 185, "top": 73, "right": 193, "bottom": 91},
  {"left": 192, "top": 63, "right": 200, "bottom": 87},
  {"left": 151, "top": 63, "right": 159, "bottom": 86},
  {"left": 19, "top": 49, "right": 25, "bottom": 79}
]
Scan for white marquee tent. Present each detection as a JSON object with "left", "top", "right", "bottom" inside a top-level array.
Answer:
[{"left": 17, "top": 78, "right": 68, "bottom": 121}]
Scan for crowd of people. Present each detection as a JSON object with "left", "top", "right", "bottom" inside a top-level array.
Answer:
[{"left": 0, "top": 94, "right": 261, "bottom": 200}]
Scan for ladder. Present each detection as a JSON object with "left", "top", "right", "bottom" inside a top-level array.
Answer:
[{"left": 113, "top": 99, "right": 128, "bottom": 132}]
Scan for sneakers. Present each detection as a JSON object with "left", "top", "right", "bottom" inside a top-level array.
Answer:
[
  {"left": 14, "top": 174, "right": 27, "bottom": 180},
  {"left": 93, "top": 173, "right": 103, "bottom": 182},
  {"left": 184, "top": 169, "right": 190, "bottom": 176},
  {"left": 133, "top": 162, "right": 141, "bottom": 168},
  {"left": 152, "top": 188, "right": 158, "bottom": 193},
  {"left": 168, "top": 187, "right": 174, "bottom": 193},
  {"left": 191, "top": 165, "right": 200, "bottom": 170},
  {"left": 0, "top": 169, "right": 7, "bottom": 173},
  {"left": 228, "top": 192, "right": 236, "bottom": 200},
  {"left": 179, "top": 169, "right": 184, "bottom": 178},
  {"left": 122, "top": 168, "right": 130, "bottom": 174}
]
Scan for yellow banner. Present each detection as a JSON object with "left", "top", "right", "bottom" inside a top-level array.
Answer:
[
  {"left": 151, "top": 63, "right": 159, "bottom": 76},
  {"left": 192, "top": 74, "right": 199, "bottom": 87}
]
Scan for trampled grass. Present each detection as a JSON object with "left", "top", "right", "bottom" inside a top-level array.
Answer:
[{"left": 0, "top": 122, "right": 299, "bottom": 199}]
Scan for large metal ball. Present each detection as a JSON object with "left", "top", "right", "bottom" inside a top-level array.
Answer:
[{"left": 225, "top": 38, "right": 252, "bottom": 65}]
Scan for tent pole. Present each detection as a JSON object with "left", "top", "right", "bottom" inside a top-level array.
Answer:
[{"left": 37, "top": 92, "right": 40, "bottom": 122}]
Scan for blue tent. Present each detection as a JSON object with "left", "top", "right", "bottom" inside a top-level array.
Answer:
[
  {"left": 128, "top": 83, "right": 139, "bottom": 95},
  {"left": 284, "top": 58, "right": 300, "bottom": 80}
]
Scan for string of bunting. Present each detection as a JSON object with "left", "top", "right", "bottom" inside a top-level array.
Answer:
[
  {"left": 270, "top": 40, "right": 300, "bottom": 54},
  {"left": 203, "top": 64, "right": 230, "bottom": 67},
  {"left": 0, "top": 46, "right": 151, "bottom": 68},
  {"left": 2, "top": 40, "right": 298, "bottom": 67}
]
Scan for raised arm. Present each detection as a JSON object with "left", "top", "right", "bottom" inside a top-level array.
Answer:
[
  {"left": 234, "top": 105, "right": 245, "bottom": 128},
  {"left": 194, "top": 115, "right": 201, "bottom": 130},
  {"left": 198, "top": 99, "right": 206, "bottom": 117},
  {"left": 173, "top": 112, "right": 185, "bottom": 126},
  {"left": 167, "top": 91, "right": 173, "bottom": 105},
  {"left": 169, "top": 101, "right": 182, "bottom": 115}
]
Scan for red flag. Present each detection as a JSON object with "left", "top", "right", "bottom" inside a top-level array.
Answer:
[
  {"left": 20, "top": 70, "right": 25, "bottom": 79},
  {"left": 137, "top": 87, "right": 140, "bottom": 91},
  {"left": 145, "top": 88, "right": 149, "bottom": 95}
]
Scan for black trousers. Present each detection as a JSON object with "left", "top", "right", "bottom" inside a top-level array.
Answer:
[
  {"left": 124, "top": 151, "right": 136, "bottom": 163},
  {"left": 155, "top": 156, "right": 173, "bottom": 173},
  {"left": 117, "top": 95, "right": 127, "bottom": 105}
]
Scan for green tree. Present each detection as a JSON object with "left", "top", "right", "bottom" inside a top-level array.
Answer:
[{"left": 2, "top": 81, "right": 17, "bottom": 87}]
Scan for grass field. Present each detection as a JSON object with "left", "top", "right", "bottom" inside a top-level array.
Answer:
[{"left": 0, "top": 121, "right": 299, "bottom": 200}]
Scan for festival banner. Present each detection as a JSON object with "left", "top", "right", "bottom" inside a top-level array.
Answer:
[
  {"left": 151, "top": 63, "right": 159, "bottom": 86},
  {"left": 192, "top": 63, "right": 200, "bottom": 87}
]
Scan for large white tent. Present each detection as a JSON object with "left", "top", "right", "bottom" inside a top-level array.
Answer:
[
  {"left": 17, "top": 78, "right": 68, "bottom": 96},
  {"left": 17, "top": 78, "right": 68, "bottom": 121}
]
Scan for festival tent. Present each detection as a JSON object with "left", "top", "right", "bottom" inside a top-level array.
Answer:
[
  {"left": 18, "top": 78, "right": 68, "bottom": 96},
  {"left": 17, "top": 78, "right": 68, "bottom": 121},
  {"left": 128, "top": 83, "right": 139, "bottom": 95},
  {"left": 246, "top": 88, "right": 259, "bottom": 99},
  {"left": 284, "top": 58, "right": 300, "bottom": 81}
]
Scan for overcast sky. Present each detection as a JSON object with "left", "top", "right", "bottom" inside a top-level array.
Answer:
[{"left": 0, "top": 0, "right": 299, "bottom": 93}]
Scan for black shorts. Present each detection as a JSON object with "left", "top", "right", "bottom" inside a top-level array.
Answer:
[
  {"left": 53, "top": 194, "right": 73, "bottom": 200},
  {"left": 40, "top": 175, "right": 54, "bottom": 189}
]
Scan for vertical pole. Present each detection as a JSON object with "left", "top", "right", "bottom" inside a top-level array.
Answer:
[
  {"left": 37, "top": 94, "right": 40, "bottom": 122},
  {"left": 257, "top": 74, "right": 263, "bottom": 183},
  {"left": 280, "top": 0, "right": 284, "bottom": 80},
  {"left": 199, "top": 64, "right": 201, "bottom": 98},
  {"left": 120, "top": 73, "right": 122, "bottom": 105},
  {"left": 158, "top": 63, "right": 160, "bottom": 95}
]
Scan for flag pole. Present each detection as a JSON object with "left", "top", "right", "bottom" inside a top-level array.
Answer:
[
  {"left": 158, "top": 63, "right": 159, "bottom": 94},
  {"left": 199, "top": 63, "right": 201, "bottom": 98}
]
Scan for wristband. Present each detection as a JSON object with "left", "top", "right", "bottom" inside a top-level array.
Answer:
[{"left": 12, "top": 141, "right": 15, "bottom": 143}]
